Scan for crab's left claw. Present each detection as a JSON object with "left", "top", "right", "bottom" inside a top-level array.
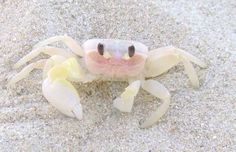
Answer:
[
  {"left": 42, "top": 60, "right": 84, "bottom": 119},
  {"left": 43, "top": 78, "right": 83, "bottom": 119}
]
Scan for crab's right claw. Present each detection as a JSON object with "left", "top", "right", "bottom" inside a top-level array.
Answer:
[{"left": 42, "top": 65, "right": 83, "bottom": 119}]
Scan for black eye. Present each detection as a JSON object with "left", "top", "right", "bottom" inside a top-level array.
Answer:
[
  {"left": 128, "top": 45, "right": 135, "bottom": 57},
  {"left": 97, "top": 43, "right": 104, "bottom": 55}
]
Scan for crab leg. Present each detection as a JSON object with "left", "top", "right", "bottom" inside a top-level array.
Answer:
[
  {"left": 145, "top": 46, "right": 207, "bottom": 88},
  {"left": 14, "top": 46, "right": 74, "bottom": 68},
  {"left": 140, "top": 80, "right": 170, "bottom": 128},
  {"left": 8, "top": 59, "right": 47, "bottom": 86},
  {"left": 182, "top": 57, "right": 200, "bottom": 87},
  {"left": 8, "top": 55, "right": 67, "bottom": 86},
  {"left": 113, "top": 80, "right": 141, "bottom": 112},
  {"left": 33, "top": 35, "right": 84, "bottom": 57}
]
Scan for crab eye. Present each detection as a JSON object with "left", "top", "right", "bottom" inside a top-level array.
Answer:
[
  {"left": 97, "top": 43, "right": 104, "bottom": 55},
  {"left": 128, "top": 45, "right": 135, "bottom": 57}
]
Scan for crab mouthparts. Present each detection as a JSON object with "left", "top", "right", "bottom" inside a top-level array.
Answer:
[
  {"left": 85, "top": 51, "right": 146, "bottom": 77},
  {"left": 106, "top": 58, "right": 128, "bottom": 66}
]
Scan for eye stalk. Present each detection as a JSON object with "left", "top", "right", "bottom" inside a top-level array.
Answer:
[
  {"left": 128, "top": 45, "right": 135, "bottom": 57},
  {"left": 97, "top": 43, "right": 104, "bottom": 55}
]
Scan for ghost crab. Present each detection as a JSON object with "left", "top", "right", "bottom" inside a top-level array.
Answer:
[{"left": 8, "top": 35, "right": 206, "bottom": 128}]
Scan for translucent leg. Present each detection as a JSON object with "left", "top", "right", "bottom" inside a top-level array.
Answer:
[
  {"left": 8, "top": 59, "right": 46, "bottom": 86},
  {"left": 146, "top": 46, "right": 207, "bottom": 88},
  {"left": 182, "top": 57, "right": 199, "bottom": 87},
  {"left": 14, "top": 46, "right": 74, "bottom": 68},
  {"left": 8, "top": 55, "right": 67, "bottom": 86},
  {"left": 34, "top": 35, "right": 84, "bottom": 57},
  {"left": 113, "top": 80, "right": 141, "bottom": 112},
  {"left": 140, "top": 80, "right": 171, "bottom": 128}
]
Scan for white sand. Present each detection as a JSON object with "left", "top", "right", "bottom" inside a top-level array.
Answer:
[{"left": 1, "top": 0, "right": 235, "bottom": 151}]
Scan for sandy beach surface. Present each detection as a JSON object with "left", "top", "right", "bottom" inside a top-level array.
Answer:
[{"left": 0, "top": 0, "right": 235, "bottom": 151}]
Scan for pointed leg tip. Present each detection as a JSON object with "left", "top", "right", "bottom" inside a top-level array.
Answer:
[
  {"left": 13, "top": 63, "right": 20, "bottom": 69},
  {"left": 6, "top": 83, "right": 11, "bottom": 88},
  {"left": 201, "top": 63, "right": 207, "bottom": 68},
  {"left": 139, "top": 124, "right": 147, "bottom": 129},
  {"left": 6, "top": 79, "right": 16, "bottom": 88},
  {"left": 139, "top": 118, "right": 163, "bottom": 129},
  {"left": 113, "top": 104, "right": 132, "bottom": 113},
  {"left": 139, "top": 122, "right": 153, "bottom": 129},
  {"left": 191, "top": 81, "right": 200, "bottom": 88},
  {"left": 7, "top": 77, "right": 15, "bottom": 86}
]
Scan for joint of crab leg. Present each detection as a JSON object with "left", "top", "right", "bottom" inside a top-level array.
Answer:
[
  {"left": 145, "top": 46, "right": 206, "bottom": 88},
  {"left": 113, "top": 80, "right": 141, "bottom": 112},
  {"left": 14, "top": 46, "right": 74, "bottom": 69},
  {"left": 33, "top": 35, "right": 84, "bottom": 57},
  {"left": 175, "top": 48, "right": 207, "bottom": 68},
  {"left": 140, "top": 80, "right": 171, "bottom": 128},
  {"left": 61, "top": 58, "right": 85, "bottom": 81},
  {"left": 181, "top": 57, "right": 200, "bottom": 88},
  {"left": 7, "top": 59, "right": 46, "bottom": 86},
  {"left": 47, "top": 57, "right": 85, "bottom": 82}
]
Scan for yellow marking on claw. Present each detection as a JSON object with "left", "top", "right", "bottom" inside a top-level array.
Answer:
[
  {"left": 47, "top": 58, "right": 85, "bottom": 91},
  {"left": 47, "top": 65, "right": 77, "bottom": 91},
  {"left": 48, "top": 65, "right": 69, "bottom": 81},
  {"left": 62, "top": 58, "right": 85, "bottom": 79}
]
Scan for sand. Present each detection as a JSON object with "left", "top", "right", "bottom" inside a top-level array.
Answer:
[{"left": 0, "top": 0, "right": 235, "bottom": 151}]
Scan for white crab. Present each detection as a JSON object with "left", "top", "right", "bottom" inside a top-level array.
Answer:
[{"left": 8, "top": 35, "right": 206, "bottom": 128}]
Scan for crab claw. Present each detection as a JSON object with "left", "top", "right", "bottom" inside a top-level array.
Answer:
[
  {"left": 42, "top": 64, "right": 83, "bottom": 119},
  {"left": 43, "top": 78, "right": 83, "bottom": 119}
]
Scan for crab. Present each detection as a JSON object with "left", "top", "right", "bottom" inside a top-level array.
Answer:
[{"left": 8, "top": 35, "right": 206, "bottom": 128}]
